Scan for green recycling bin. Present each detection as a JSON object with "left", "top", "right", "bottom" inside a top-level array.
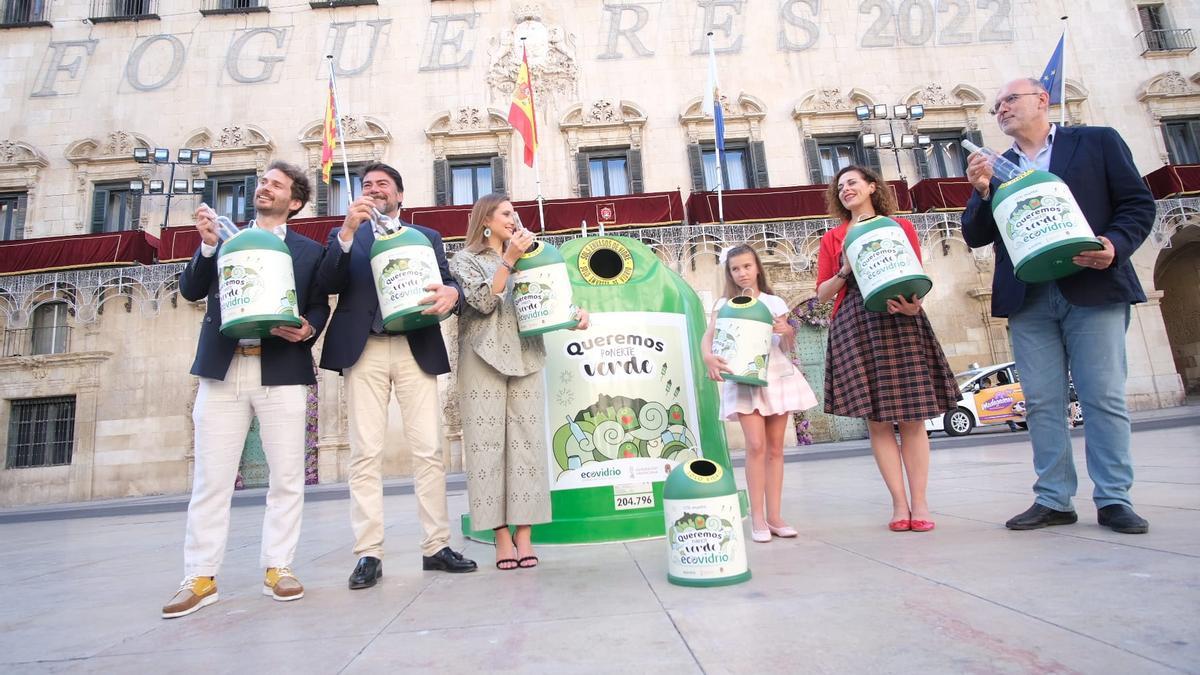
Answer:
[
  {"left": 370, "top": 226, "right": 449, "bottom": 332},
  {"left": 843, "top": 215, "right": 932, "bottom": 313},
  {"left": 711, "top": 295, "right": 773, "bottom": 386},
  {"left": 663, "top": 458, "right": 751, "bottom": 587},
  {"left": 991, "top": 170, "right": 1103, "bottom": 283},
  {"left": 461, "top": 235, "right": 736, "bottom": 544},
  {"left": 217, "top": 227, "right": 302, "bottom": 338},
  {"left": 512, "top": 240, "right": 579, "bottom": 337}
]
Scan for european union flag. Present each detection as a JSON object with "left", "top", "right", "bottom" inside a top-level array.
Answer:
[{"left": 1040, "top": 33, "right": 1065, "bottom": 105}]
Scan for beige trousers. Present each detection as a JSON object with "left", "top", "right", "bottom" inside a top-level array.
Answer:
[
  {"left": 185, "top": 354, "right": 307, "bottom": 577},
  {"left": 345, "top": 335, "right": 448, "bottom": 558},
  {"left": 457, "top": 345, "right": 552, "bottom": 531}
]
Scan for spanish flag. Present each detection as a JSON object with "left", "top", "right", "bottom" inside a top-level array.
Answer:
[
  {"left": 320, "top": 76, "right": 337, "bottom": 184},
  {"left": 507, "top": 46, "right": 538, "bottom": 168}
]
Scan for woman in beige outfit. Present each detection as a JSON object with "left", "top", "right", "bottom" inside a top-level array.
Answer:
[{"left": 449, "top": 194, "right": 589, "bottom": 570}]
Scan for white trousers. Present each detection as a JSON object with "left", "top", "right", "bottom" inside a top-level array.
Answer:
[{"left": 184, "top": 354, "right": 307, "bottom": 577}]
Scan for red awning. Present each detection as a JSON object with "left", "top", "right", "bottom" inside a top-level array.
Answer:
[
  {"left": 686, "top": 182, "right": 912, "bottom": 224},
  {"left": 156, "top": 191, "right": 686, "bottom": 261},
  {"left": 0, "top": 230, "right": 157, "bottom": 276},
  {"left": 1143, "top": 164, "right": 1200, "bottom": 199},
  {"left": 910, "top": 178, "right": 975, "bottom": 211}
]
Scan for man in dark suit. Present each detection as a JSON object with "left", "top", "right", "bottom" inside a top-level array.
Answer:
[
  {"left": 163, "top": 161, "right": 330, "bottom": 619},
  {"left": 962, "top": 78, "right": 1156, "bottom": 534},
  {"left": 319, "top": 162, "right": 476, "bottom": 587}
]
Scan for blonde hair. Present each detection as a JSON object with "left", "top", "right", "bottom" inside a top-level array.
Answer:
[
  {"left": 824, "top": 165, "right": 897, "bottom": 222},
  {"left": 463, "top": 193, "right": 511, "bottom": 253},
  {"left": 721, "top": 245, "right": 774, "bottom": 299}
]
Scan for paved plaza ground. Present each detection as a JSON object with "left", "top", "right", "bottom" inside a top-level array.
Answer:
[{"left": 1, "top": 408, "right": 1197, "bottom": 674}]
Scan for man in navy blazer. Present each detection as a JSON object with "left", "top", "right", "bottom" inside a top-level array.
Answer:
[
  {"left": 164, "top": 161, "right": 330, "bottom": 619},
  {"left": 962, "top": 78, "right": 1156, "bottom": 535},
  {"left": 319, "top": 162, "right": 477, "bottom": 587}
]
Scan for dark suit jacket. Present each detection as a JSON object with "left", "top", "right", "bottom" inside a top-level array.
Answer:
[
  {"left": 317, "top": 221, "right": 462, "bottom": 375},
  {"left": 961, "top": 125, "right": 1156, "bottom": 318},
  {"left": 179, "top": 229, "right": 330, "bottom": 386}
]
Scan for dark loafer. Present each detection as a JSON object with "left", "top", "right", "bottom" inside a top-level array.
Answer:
[
  {"left": 1005, "top": 503, "right": 1078, "bottom": 530},
  {"left": 1098, "top": 504, "right": 1149, "bottom": 534},
  {"left": 348, "top": 556, "right": 382, "bottom": 589},
  {"left": 422, "top": 547, "right": 478, "bottom": 573}
]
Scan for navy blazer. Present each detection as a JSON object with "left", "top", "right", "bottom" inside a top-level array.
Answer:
[
  {"left": 317, "top": 221, "right": 462, "bottom": 376},
  {"left": 179, "top": 229, "right": 330, "bottom": 386},
  {"left": 961, "top": 125, "right": 1156, "bottom": 318}
]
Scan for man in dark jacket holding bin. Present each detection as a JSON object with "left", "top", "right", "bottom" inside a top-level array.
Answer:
[{"left": 961, "top": 78, "right": 1156, "bottom": 535}]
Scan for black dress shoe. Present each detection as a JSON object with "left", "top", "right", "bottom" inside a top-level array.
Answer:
[
  {"left": 348, "top": 556, "right": 382, "bottom": 589},
  {"left": 1005, "top": 503, "right": 1078, "bottom": 530},
  {"left": 1098, "top": 504, "right": 1149, "bottom": 534},
  {"left": 422, "top": 547, "right": 478, "bottom": 573}
]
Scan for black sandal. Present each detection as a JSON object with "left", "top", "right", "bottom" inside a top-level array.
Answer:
[
  {"left": 495, "top": 558, "right": 519, "bottom": 570},
  {"left": 516, "top": 556, "right": 539, "bottom": 569}
]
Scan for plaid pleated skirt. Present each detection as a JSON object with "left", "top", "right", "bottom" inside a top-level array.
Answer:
[{"left": 824, "top": 284, "right": 960, "bottom": 422}]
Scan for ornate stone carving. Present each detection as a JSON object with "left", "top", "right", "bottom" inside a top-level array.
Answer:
[
  {"left": 919, "top": 83, "right": 954, "bottom": 107},
  {"left": 0, "top": 140, "right": 46, "bottom": 166},
  {"left": 65, "top": 131, "right": 154, "bottom": 164},
  {"left": 812, "top": 87, "right": 847, "bottom": 112},
  {"left": 487, "top": 2, "right": 578, "bottom": 103},
  {"left": 451, "top": 107, "right": 485, "bottom": 131},
  {"left": 585, "top": 99, "right": 618, "bottom": 124}
]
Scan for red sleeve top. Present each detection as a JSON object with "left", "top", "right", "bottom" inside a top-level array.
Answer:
[{"left": 817, "top": 217, "right": 922, "bottom": 319}]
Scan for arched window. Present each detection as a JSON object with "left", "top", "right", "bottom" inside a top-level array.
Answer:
[{"left": 31, "top": 301, "right": 69, "bottom": 355}]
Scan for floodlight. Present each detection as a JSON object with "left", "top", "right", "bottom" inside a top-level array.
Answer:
[
  {"left": 153, "top": 148, "right": 169, "bottom": 163},
  {"left": 133, "top": 148, "right": 149, "bottom": 163},
  {"left": 893, "top": 104, "right": 909, "bottom": 119},
  {"left": 149, "top": 180, "right": 164, "bottom": 194},
  {"left": 855, "top": 105, "right": 871, "bottom": 121},
  {"left": 177, "top": 149, "right": 194, "bottom": 163},
  {"left": 873, "top": 104, "right": 888, "bottom": 119},
  {"left": 918, "top": 134, "right": 931, "bottom": 147},
  {"left": 909, "top": 104, "right": 925, "bottom": 120},
  {"left": 192, "top": 179, "right": 207, "bottom": 193},
  {"left": 901, "top": 134, "right": 916, "bottom": 149},
  {"left": 172, "top": 179, "right": 189, "bottom": 193},
  {"left": 196, "top": 150, "right": 212, "bottom": 165},
  {"left": 129, "top": 180, "right": 144, "bottom": 193},
  {"left": 861, "top": 133, "right": 877, "bottom": 149},
  {"left": 879, "top": 133, "right": 894, "bottom": 149}
]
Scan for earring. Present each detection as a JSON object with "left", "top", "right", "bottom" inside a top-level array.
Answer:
[{"left": 483, "top": 227, "right": 492, "bottom": 238}]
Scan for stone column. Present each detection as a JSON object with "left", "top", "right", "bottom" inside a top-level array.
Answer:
[{"left": 1125, "top": 290, "right": 1186, "bottom": 410}]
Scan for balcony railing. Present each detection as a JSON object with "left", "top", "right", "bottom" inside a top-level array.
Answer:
[
  {"left": 89, "top": 0, "right": 158, "bottom": 23},
  {"left": 200, "top": 0, "right": 268, "bottom": 16},
  {"left": 1137, "top": 28, "right": 1196, "bottom": 55},
  {"left": 2, "top": 326, "right": 72, "bottom": 357},
  {"left": 308, "top": 0, "right": 377, "bottom": 8},
  {"left": 1, "top": 0, "right": 50, "bottom": 27}
]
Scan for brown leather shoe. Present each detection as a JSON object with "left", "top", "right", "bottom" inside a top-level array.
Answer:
[
  {"left": 263, "top": 567, "right": 304, "bottom": 601},
  {"left": 162, "top": 576, "right": 218, "bottom": 619}
]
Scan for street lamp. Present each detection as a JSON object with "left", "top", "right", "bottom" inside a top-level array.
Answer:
[
  {"left": 855, "top": 103, "right": 931, "bottom": 181},
  {"left": 131, "top": 148, "right": 213, "bottom": 230}
]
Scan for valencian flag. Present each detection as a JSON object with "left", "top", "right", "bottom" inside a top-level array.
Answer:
[
  {"left": 1040, "top": 31, "right": 1065, "bottom": 105},
  {"left": 320, "top": 76, "right": 337, "bottom": 184},
  {"left": 508, "top": 46, "right": 538, "bottom": 167}
]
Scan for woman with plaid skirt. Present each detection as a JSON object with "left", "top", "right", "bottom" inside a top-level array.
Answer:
[{"left": 816, "top": 166, "right": 960, "bottom": 533}]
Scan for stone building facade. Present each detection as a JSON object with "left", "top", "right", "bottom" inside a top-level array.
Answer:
[{"left": 0, "top": 1, "right": 1197, "bottom": 505}]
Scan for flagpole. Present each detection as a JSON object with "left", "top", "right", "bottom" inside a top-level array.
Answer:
[
  {"left": 1059, "top": 16, "right": 1068, "bottom": 127},
  {"left": 515, "top": 39, "right": 547, "bottom": 233},
  {"left": 326, "top": 55, "right": 355, "bottom": 211},
  {"left": 707, "top": 32, "right": 724, "bottom": 225}
]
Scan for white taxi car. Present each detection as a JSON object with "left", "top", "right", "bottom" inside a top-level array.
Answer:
[{"left": 925, "top": 362, "right": 1083, "bottom": 437}]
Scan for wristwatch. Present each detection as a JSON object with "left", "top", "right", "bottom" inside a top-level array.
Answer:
[{"left": 836, "top": 269, "right": 851, "bottom": 280}]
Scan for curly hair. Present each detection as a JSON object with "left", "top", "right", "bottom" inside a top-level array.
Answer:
[{"left": 824, "top": 165, "right": 896, "bottom": 222}]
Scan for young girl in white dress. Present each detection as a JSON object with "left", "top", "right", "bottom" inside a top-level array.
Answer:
[{"left": 702, "top": 245, "right": 818, "bottom": 543}]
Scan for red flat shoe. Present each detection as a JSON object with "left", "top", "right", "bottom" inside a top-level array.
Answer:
[
  {"left": 910, "top": 519, "right": 935, "bottom": 532},
  {"left": 888, "top": 519, "right": 911, "bottom": 532}
]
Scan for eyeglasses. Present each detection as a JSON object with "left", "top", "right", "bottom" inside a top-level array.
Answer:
[{"left": 989, "top": 92, "right": 1042, "bottom": 115}]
